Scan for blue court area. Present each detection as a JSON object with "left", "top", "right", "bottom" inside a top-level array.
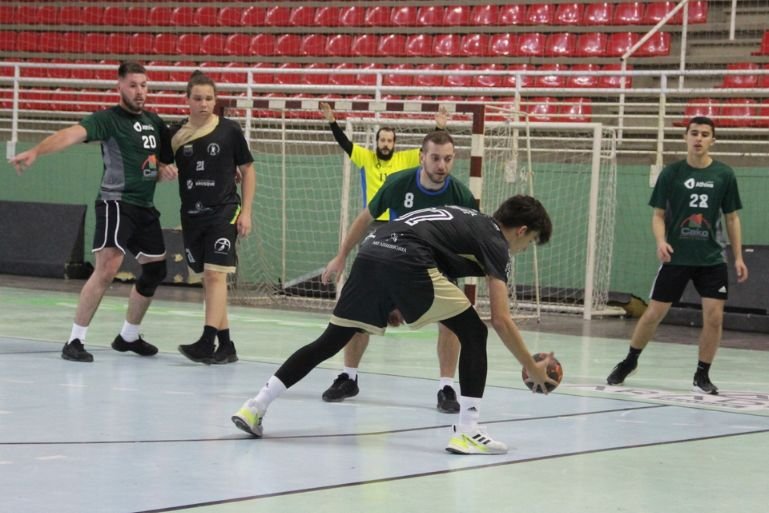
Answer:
[{"left": 1, "top": 284, "right": 769, "bottom": 513}]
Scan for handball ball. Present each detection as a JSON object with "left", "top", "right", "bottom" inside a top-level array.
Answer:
[{"left": 521, "top": 353, "right": 563, "bottom": 393}]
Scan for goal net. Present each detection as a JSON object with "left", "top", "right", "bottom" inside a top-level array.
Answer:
[{"left": 229, "top": 100, "right": 617, "bottom": 320}]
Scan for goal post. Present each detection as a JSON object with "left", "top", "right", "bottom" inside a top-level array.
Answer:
[{"left": 228, "top": 99, "right": 617, "bottom": 320}]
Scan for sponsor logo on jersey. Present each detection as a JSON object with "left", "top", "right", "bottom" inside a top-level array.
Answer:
[
  {"left": 186, "top": 179, "right": 193, "bottom": 190},
  {"left": 185, "top": 248, "right": 195, "bottom": 263},
  {"left": 679, "top": 213, "right": 712, "bottom": 239},
  {"left": 214, "top": 238, "right": 231, "bottom": 254},
  {"left": 133, "top": 121, "right": 155, "bottom": 132},
  {"left": 183, "top": 144, "right": 193, "bottom": 157},
  {"left": 207, "top": 143, "right": 220, "bottom": 156},
  {"left": 141, "top": 154, "right": 158, "bottom": 180},
  {"left": 684, "top": 178, "right": 714, "bottom": 189},
  {"left": 195, "top": 179, "right": 215, "bottom": 187}
]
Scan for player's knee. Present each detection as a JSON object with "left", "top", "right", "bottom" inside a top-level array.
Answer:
[{"left": 135, "top": 260, "right": 166, "bottom": 297}]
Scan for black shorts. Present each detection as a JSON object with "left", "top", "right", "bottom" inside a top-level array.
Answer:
[
  {"left": 331, "top": 257, "right": 471, "bottom": 335},
  {"left": 650, "top": 263, "right": 729, "bottom": 303},
  {"left": 181, "top": 204, "right": 240, "bottom": 274},
  {"left": 93, "top": 200, "right": 165, "bottom": 258}
]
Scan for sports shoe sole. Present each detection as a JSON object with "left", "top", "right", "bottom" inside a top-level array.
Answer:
[
  {"left": 437, "top": 402, "right": 460, "bottom": 414},
  {"left": 607, "top": 367, "right": 637, "bottom": 386},
  {"left": 692, "top": 384, "right": 719, "bottom": 395},
  {"left": 177, "top": 346, "right": 214, "bottom": 365},
  {"left": 213, "top": 354, "right": 238, "bottom": 364},
  {"left": 445, "top": 439, "right": 508, "bottom": 455},
  {"left": 231, "top": 415, "right": 263, "bottom": 438},
  {"left": 61, "top": 352, "right": 93, "bottom": 363}
]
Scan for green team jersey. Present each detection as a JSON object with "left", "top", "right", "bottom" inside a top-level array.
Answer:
[
  {"left": 367, "top": 167, "right": 477, "bottom": 220},
  {"left": 80, "top": 106, "right": 172, "bottom": 208},
  {"left": 649, "top": 159, "right": 742, "bottom": 266},
  {"left": 350, "top": 145, "right": 421, "bottom": 221}
]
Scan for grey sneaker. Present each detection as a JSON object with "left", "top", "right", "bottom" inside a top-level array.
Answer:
[
  {"left": 62, "top": 339, "right": 93, "bottom": 362},
  {"left": 437, "top": 385, "right": 460, "bottom": 413}
]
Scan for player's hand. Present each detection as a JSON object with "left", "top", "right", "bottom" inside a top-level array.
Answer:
[
  {"left": 237, "top": 212, "right": 252, "bottom": 237},
  {"left": 387, "top": 309, "right": 404, "bottom": 327},
  {"left": 158, "top": 163, "right": 178, "bottom": 182},
  {"left": 8, "top": 150, "right": 37, "bottom": 175},
  {"left": 319, "top": 102, "right": 335, "bottom": 123},
  {"left": 735, "top": 259, "right": 749, "bottom": 283},
  {"left": 321, "top": 255, "right": 345, "bottom": 284},
  {"left": 656, "top": 242, "right": 674, "bottom": 263},
  {"left": 435, "top": 104, "right": 449, "bottom": 129},
  {"left": 525, "top": 352, "right": 558, "bottom": 395}
]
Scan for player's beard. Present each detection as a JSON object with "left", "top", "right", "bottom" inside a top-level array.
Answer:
[
  {"left": 120, "top": 92, "right": 144, "bottom": 114},
  {"left": 376, "top": 147, "right": 393, "bottom": 161}
]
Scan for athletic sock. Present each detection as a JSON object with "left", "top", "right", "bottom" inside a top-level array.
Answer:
[
  {"left": 69, "top": 323, "right": 88, "bottom": 343},
  {"left": 343, "top": 367, "right": 358, "bottom": 380},
  {"left": 201, "top": 325, "right": 217, "bottom": 345},
  {"left": 626, "top": 346, "right": 643, "bottom": 364},
  {"left": 696, "top": 360, "right": 711, "bottom": 375},
  {"left": 439, "top": 377, "right": 454, "bottom": 391},
  {"left": 217, "top": 328, "right": 231, "bottom": 346},
  {"left": 457, "top": 396, "right": 481, "bottom": 432},
  {"left": 251, "top": 375, "right": 287, "bottom": 412},
  {"left": 120, "top": 321, "right": 140, "bottom": 342}
]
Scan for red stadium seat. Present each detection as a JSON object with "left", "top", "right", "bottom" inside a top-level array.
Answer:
[
  {"left": 314, "top": 7, "right": 339, "bottom": 27},
  {"left": 721, "top": 63, "right": 760, "bottom": 88},
  {"left": 108, "top": 33, "right": 132, "bottom": 54},
  {"left": 71, "top": 60, "right": 98, "bottom": 81},
  {"left": 384, "top": 64, "right": 414, "bottom": 87},
  {"left": 444, "top": 6, "right": 471, "bottom": 26},
  {"left": 524, "top": 97, "right": 559, "bottom": 122},
  {"left": 444, "top": 64, "right": 475, "bottom": 88},
  {"left": 606, "top": 32, "right": 640, "bottom": 57},
  {"left": 518, "top": 33, "right": 546, "bottom": 57},
  {"left": 391, "top": 6, "right": 417, "bottom": 26},
  {"left": 416, "top": 6, "right": 444, "bottom": 26},
  {"left": 719, "top": 98, "right": 758, "bottom": 127},
  {"left": 356, "top": 63, "right": 384, "bottom": 86},
  {"left": 17, "top": 32, "right": 40, "bottom": 52},
  {"left": 378, "top": 34, "right": 406, "bottom": 56},
  {"left": 250, "top": 34, "right": 276, "bottom": 56},
  {"left": 177, "top": 34, "right": 203, "bottom": 55},
  {"left": 47, "top": 59, "right": 72, "bottom": 80},
  {"left": 103, "top": 7, "right": 149, "bottom": 26},
  {"left": 636, "top": 32, "right": 671, "bottom": 56},
  {"left": 470, "top": 5, "right": 499, "bottom": 25},
  {"left": 328, "top": 63, "right": 357, "bottom": 86},
  {"left": 274, "top": 63, "right": 302, "bottom": 85},
  {"left": 534, "top": 64, "right": 567, "bottom": 88},
  {"left": 351, "top": 34, "right": 379, "bottom": 57},
  {"left": 154, "top": 34, "right": 179, "bottom": 55},
  {"left": 216, "top": 7, "right": 243, "bottom": 26},
  {"left": 95, "top": 59, "right": 119, "bottom": 81},
  {"left": 326, "top": 34, "right": 353, "bottom": 57},
  {"left": 759, "top": 64, "right": 769, "bottom": 88},
  {"left": 147, "top": 61, "right": 171, "bottom": 82},
  {"left": 338, "top": 6, "right": 365, "bottom": 27},
  {"left": 524, "top": 4, "right": 554, "bottom": 25},
  {"left": 575, "top": 33, "right": 607, "bottom": 57},
  {"left": 302, "top": 63, "right": 330, "bottom": 85},
  {"left": 755, "top": 99, "right": 769, "bottom": 128},
  {"left": 499, "top": 5, "right": 525, "bottom": 25},
  {"left": 241, "top": 6, "right": 266, "bottom": 26},
  {"left": 37, "top": 5, "right": 57, "bottom": 24},
  {"left": 249, "top": 62, "right": 275, "bottom": 84},
  {"left": 289, "top": 6, "right": 315, "bottom": 26},
  {"left": 39, "top": 32, "right": 63, "bottom": 53},
  {"left": 613, "top": 3, "right": 644, "bottom": 25},
  {"left": 17, "top": 6, "right": 39, "bottom": 25},
  {"left": 554, "top": 3, "right": 583, "bottom": 25},
  {"left": 224, "top": 34, "right": 250, "bottom": 56},
  {"left": 473, "top": 63, "right": 505, "bottom": 88},
  {"left": 583, "top": 3, "right": 613, "bottom": 25},
  {"left": 414, "top": 63, "right": 444, "bottom": 87},
  {"left": 365, "top": 6, "right": 391, "bottom": 26},
  {"left": 198, "top": 62, "right": 223, "bottom": 82},
  {"left": 83, "top": 33, "right": 108, "bottom": 54},
  {"left": 81, "top": 6, "right": 104, "bottom": 25},
  {"left": 0, "top": 6, "right": 17, "bottom": 25},
  {"left": 265, "top": 6, "right": 291, "bottom": 26},
  {"left": 566, "top": 64, "right": 600, "bottom": 88},
  {"left": 506, "top": 64, "right": 533, "bottom": 88},
  {"left": 201, "top": 34, "right": 226, "bottom": 56},
  {"left": 599, "top": 64, "right": 633, "bottom": 88},
  {"left": 687, "top": 1, "right": 709, "bottom": 24},
  {"left": 545, "top": 33, "right": 576, "bottom": 57},
  {"left": 170, "top": 6, "right": 196, "bottom": 26},
  {"left": 148, "top": 7, "right": 174, "bottom": 27},
  {"left": 301, "top": 34, "right": 328, "bottom": 57},
  {"left": 194, "top": 7, "right": 217, "bottom": 26},
  {"left": 220, "top": 62, "right": 247, "bottom": 84},
  {"left": 23, "top": 58, "right": 48, "bottom": 78},
  {"left": 675, "top": 98, "right": 719, "bottom": 126},
  {"left": 405, "top": 34, "right": 433, "bottom": 57},
  {"left": 59, "top": 6, "right": 86, "bottom": 25},
  {"left": 643, "top": 2, "right": 683, "bottom": 25},
  {"left": 752, "top": 32, "right": 769, "bottom": 56},
  {"left": 130, "top": 33, "right": 155, "bottom": 55},
  {"left": 489, "top": 33, "right": 518, "bottom": 57},
  {"left": 275, "top": 34, "right": 302, "bottom": 56},
  {"left": 0, "top": 32, "right": 16, "bottom": 52},
  {"left": 461, "top": 34, "right": 489, "bottom": 57},
  {"left": 561, "top": 98, "right": 592, "bottom": 122},
  {"left": 433, "top": 34, "right": 461, "bottom": 57}
]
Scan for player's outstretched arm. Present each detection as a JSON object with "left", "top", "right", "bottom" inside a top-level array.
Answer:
[
  {"left": 237, "top": 163, "right": 256, "bottom": 237},
  {"left": 8, "top": 124, "right": 87, "bottom": 175},
  {"left": 725, "top": 211, "right": 748, "bottom": 282},
  {"left": 320, "top": 102, "right": 335, "bottom": 123},
  {"left": 487, "top": 277, "right": 557, "bottom": 393},
  {"left": 320, "top": 102, "right": 354, "bottom": 156},
  {"left": 321, "top": 208, "right": 374, "bottom": 284},
  {"left": 435, "top": 104, "right": 449, "bottom": 130}
]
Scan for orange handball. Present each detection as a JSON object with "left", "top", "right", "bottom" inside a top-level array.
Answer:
[{"left": 521, "top": 353, "right": 563, "bottom": 393}]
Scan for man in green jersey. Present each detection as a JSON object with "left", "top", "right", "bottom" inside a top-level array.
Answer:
[
  {"left": 9, "top": 61, "right": 174, "bottom": 363},
  {"left": 321, "top": 130, "right": 476, "bottom": 413},
  {"left": 606, "top": 116, "right": 748, "bottom": 394}
]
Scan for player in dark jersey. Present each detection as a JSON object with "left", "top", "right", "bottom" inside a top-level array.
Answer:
[
  {"left": 607, "top": 117, "right": 748, "bottom": 394},
  {"left": 9, "top": 61, "right": 174, "bottom": 363},
  {"left": 232, "top": 195, "right": 557, "bottom": 455},
  {"left": 321, "top": 130, "right": 476, "bottom": 413},
  {"left": 170, "top": 71, "right": 255, "bottom": 365}
]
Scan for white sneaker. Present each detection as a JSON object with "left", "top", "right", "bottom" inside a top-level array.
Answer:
[
  {"left": 445, "top": 425, "right": 508, "bottom": 455},
  {"left": 231, "top": 399, "right": 264, "bottom": 438}
]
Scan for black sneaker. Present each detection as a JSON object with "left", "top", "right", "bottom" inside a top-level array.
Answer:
[
  {"left": 61, "top": 339, "right": 93, "bottom": 362},
  {"left": 437, "top": 385, "right": 460, "bottom": 413},
  {"left": 606, "top": 359, "right": 637, "bottom": 385},
  {"left": 693, "top": 373, "right": 719, "bottom": 395},
  {"left": 112, "top": 334, "right": 158, "bottom": 356},
  {"left": 177, "top": 338, "right": 215, "bottom": 364},
  {"left": 212, "top": 341, "right": 238, "bottom": 364},
  {"left": 321, "top": 373, "right": 359, "bottom": 402}
]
